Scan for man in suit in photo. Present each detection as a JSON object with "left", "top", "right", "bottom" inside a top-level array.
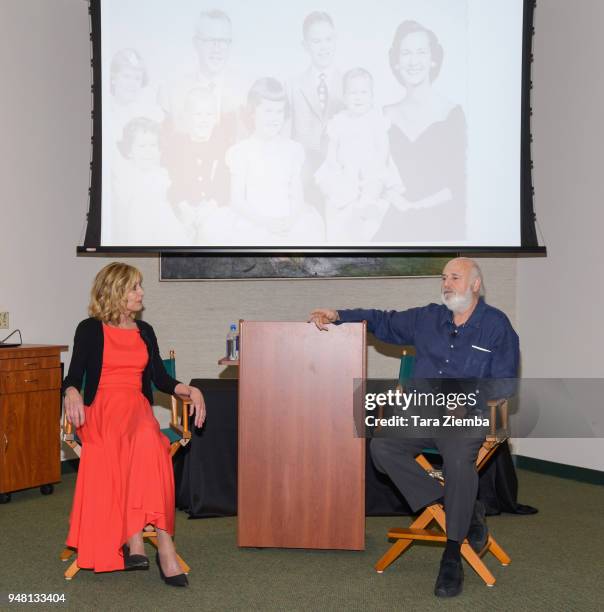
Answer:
[
  {"left": 290, "top": 12, "right": 345, "bottom": 213},
  {"left": 159, "top": 9, "right": 241, "bottom": 142}
]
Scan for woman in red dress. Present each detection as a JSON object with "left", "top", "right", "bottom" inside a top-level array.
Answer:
[{"left": 62, "top": 263, "right": 206, "bottom": 586}]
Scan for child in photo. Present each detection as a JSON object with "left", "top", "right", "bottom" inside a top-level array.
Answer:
[
  {"left": 207, "top": 78, "right": 324, "bottom": 245},
  {"left": 161, "top": 86, "right": 230, "bottom": 244},
  {"left": 109, "top": 49, "right": 163, "bottom": 144},
  {"left": 315, "top": 68, "right": 405, "bottom": 242},
  {"left": 112, "top": 117, "right": 187, "bottom": 245}
]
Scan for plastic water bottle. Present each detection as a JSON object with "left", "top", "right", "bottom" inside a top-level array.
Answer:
[{"left": 226, "top": 323, "right": 239, "bottom": 360}]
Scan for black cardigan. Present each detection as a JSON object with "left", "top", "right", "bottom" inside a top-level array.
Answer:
[{"left": 62, "top": 317, "right": 181, "bottom": 406}]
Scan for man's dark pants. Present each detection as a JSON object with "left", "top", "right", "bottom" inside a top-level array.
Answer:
[{"left": 370, "top": 436, "right": 484, "bottom": 541}]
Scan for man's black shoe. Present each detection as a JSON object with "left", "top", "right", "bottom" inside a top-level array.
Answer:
[
  {"left": 467, "top": 499, "right": 488, "bottom": 553},
  {"left": 434, "top": 557, "right": 464, "bottom": 597}
]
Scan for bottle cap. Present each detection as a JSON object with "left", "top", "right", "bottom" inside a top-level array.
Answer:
[{"left": 230, "top": 324, "right": 237, "bottom": 331}]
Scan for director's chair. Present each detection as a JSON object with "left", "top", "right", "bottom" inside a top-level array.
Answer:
[
  {"left": 374, "top": 398, "right": 512, "bottom": 586},
  {"left": 60, "top": 350, "right": 193, "bottom": 580}
]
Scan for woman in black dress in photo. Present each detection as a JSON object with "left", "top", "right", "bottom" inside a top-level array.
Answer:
[{"left": 374, "top": 20, "right": 467, "bottom": 243}]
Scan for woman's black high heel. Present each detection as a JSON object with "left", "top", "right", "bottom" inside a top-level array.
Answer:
[
  {"left": 122, "top": 544, "right": 149, "bottom": 571},
  {"left": 156, "top": 552, "right": 188, "bottom": 587}
]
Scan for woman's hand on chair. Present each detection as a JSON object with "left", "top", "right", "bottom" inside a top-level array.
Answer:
[
  {"left": 187, "top": 386, "right": 206, "bottom": 428},
  {"left": 64, "top": 387, "right": 86, "bottom": 428}
]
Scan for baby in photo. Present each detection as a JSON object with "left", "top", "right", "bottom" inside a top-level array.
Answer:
[{"left": 315, "top": 68, "right": 405, "bottom": 241}]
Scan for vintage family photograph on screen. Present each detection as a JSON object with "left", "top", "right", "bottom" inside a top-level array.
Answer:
[{"left": 101, "top": 0, "right": 480, "bottom": 248}]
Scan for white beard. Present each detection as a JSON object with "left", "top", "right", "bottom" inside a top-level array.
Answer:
[{"left": 441, "top": 287, "right": 474, "bottom": 313}]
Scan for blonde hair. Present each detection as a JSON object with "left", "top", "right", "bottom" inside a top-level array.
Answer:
[{"left": 88, "top": 262, "right": 142, "bottom": 324}]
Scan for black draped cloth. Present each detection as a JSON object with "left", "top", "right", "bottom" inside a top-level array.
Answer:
[
  {"left": 175, "top": 379, "right": 536, "bottom": 517},
  {"left": 174, "top": 379, "right": 238, "bottom": 517}
]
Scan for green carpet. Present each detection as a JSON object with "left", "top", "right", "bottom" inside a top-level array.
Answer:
[{"left": 0, "top": 470, "right": 602, "bottom": 611}]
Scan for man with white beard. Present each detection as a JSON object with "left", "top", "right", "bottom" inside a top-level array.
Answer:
[{"left": 308, "top": 257, "right": 519, "bottom": 598}]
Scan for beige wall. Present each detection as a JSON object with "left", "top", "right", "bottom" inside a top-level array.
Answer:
[
  {"left": 514, "top": 0, "right": 604, "bottom": 470},
  {"left": 0, "top": 1, "right": 113, "bottom": 354}
]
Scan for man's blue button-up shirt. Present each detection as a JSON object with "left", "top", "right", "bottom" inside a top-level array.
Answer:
[{"left": 337, "top": 298, "right": 519, "bottom": 393}]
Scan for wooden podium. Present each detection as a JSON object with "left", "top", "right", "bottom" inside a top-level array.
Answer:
[{"left": 237, "top": 321, "right": 366, "bottom": 550}]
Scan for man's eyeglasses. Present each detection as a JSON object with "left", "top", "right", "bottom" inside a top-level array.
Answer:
[{"left": 197, "top": 37, "right": 232, "bottom": 48}]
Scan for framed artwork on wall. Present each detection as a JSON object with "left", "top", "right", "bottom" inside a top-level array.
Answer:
[{"left": 159, "top": 255, "right": 452, "bottom": 280}]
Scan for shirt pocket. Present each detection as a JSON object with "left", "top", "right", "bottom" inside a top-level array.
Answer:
[{"left": 465, "top": 346, "right": 492, "bottom": 378}]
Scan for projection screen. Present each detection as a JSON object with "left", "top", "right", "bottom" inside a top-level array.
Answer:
[{"left": 83, "top": 0, "right": 539, "bottom": 252}]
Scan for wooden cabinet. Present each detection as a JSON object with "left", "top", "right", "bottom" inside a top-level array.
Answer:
[{"left": 0, "top": 344, "right": 67, "bottom": 502}]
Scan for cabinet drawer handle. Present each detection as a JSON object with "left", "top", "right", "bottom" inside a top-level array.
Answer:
[
  {"left": 24, "top": 379, "right": 39, "bottom": 384},
  {"left": 3, "top": 434, "right": 7, "bottom": 452},
  {"left": 24, "top": 362, "right": 39, "bottom": 367}
]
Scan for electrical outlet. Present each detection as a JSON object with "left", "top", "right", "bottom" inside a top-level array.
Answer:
[{"left": 0, "top": 312, "right": 9, "bottom": 329}]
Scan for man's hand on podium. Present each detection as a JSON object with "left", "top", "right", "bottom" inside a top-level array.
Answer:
[{"left": 308, "top": 309, "right": 340, "bottom": 330}]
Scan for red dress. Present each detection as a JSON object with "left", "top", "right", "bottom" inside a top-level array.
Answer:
[{"left": 66, "top": 323, "right": 175, "bottom": 572}]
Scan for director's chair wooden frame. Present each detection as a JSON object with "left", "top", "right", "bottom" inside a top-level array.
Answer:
[
  {"left": 60, "top": 360, "right": 194, "bottom": 580},
  {"left": 374, "top": 399, "right": 511, "bottom": 587}
]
